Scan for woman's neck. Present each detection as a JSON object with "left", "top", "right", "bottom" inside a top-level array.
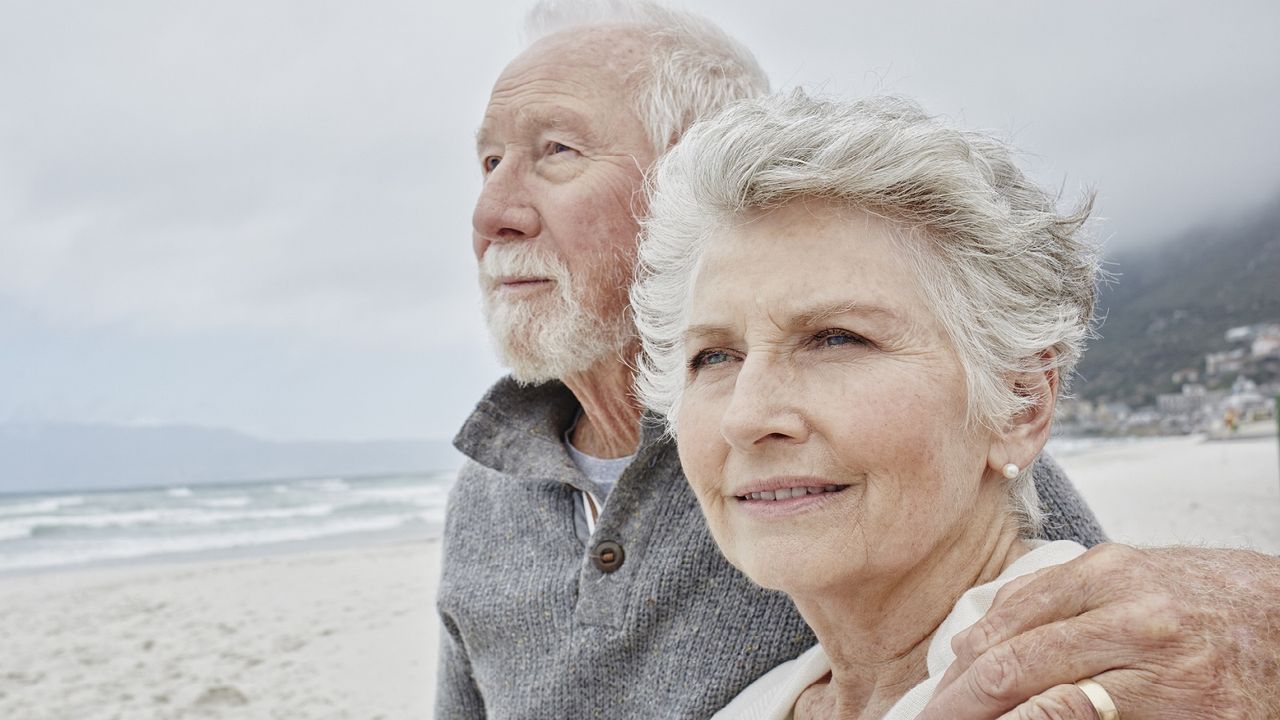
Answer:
[{"left": 793, "top": 503, "right": 1029, "bottom": 720}]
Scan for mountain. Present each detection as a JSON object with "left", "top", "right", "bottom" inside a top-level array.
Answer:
[
  {"left": 1074, "top": 197, "right": 1280, "bottom": 406},
  {"left": 0, "top": 422, "right": 463, "bottom": 494}
]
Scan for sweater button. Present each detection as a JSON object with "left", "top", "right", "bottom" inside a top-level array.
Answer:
[{"left": 591, "top": 540, "right": 625, "bottom": 573}]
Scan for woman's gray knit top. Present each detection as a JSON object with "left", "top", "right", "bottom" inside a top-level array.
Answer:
[{"left": 435, "top": 378, "right": 1107, "bottom": 719}]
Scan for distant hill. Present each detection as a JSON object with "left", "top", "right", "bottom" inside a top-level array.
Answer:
[
  {"left": 0, "top": 422, "right": 463, "bottom": 494},
  {"left": 1074, "top": 196, "right": 1280, "bottom": 406}
]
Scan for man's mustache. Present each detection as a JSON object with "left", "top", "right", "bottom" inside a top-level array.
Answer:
[{"left": 479, "top": 245, "right": 572, "bottom": 295}]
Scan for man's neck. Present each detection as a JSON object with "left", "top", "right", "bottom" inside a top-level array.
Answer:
[{"left": 562, "top": 356, "right": 642, "bottom": 459}]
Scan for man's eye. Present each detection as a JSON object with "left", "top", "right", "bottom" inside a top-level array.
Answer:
[
  {"left": 482, "top": 156, "right": 501, "bottom": 173},
  {"left": 549, "top": 142, "right": 575, "bottom": 155},
  {"left": 688, "top": 349, "right": 734, "bottom": 371}
]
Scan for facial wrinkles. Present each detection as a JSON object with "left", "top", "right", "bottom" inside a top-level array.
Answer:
[
  {"left": 481, "top": 80, "right": 599, "bottom": 147},
  {"left": 692, "top": 276, "right": 951, "bottom": 472},
  {"left": 478, "top": 37, "right": 653, "bottom": 173},
  {"left": 675, "top": 201, "right": 1013, "bottom": 608},
  {"left": 476, "top": 108, "right": 648, "bottom": 262},
  {"left": 714, "top": 297, "right": 946, "bottom": 386}
]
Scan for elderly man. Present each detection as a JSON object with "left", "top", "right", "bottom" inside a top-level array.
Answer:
[{"left": 437, "top": 2, "right": 1280, "bottom": 718}]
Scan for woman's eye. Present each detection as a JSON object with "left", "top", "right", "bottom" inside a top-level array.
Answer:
[
  {"left": 688, "top": 349, "right": 734, "bottom": 371},
  {"left": 549, "top": 142, "right": 575, "bottom": 155},
  {"left": 814, "top": 329, "right": 866, "bottom": 348},
  {"left": 482, "top": 156, "right": 501, "bottom": 173}
]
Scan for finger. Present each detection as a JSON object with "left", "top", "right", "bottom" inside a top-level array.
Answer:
[
  {"left": 942, "top": 545, "right": 1135, "bottom": 692},
  {"left": 917, "top": 608, "right": 1140, "bottom": 720},
  {"left": 940, "top": 568, "right": 1053, "bottom": 691},
  {"left": 994, "top": 682, "right": 1108, "bottom": 720}
]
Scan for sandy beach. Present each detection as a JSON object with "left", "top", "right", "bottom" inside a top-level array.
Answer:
[
  {"left": 0, "top": 540, "right": 441, "bottom": 720},
  {"left": 1055, "top": 434, "right": 1280, "bottom": 553},
  {"left": 1, "top": 434, "right": 1276, "bottom": 719}
]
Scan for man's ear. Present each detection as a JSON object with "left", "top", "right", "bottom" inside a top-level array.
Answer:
[{"left": 987, "top": 351, "right": 1059, "bottom": 475}]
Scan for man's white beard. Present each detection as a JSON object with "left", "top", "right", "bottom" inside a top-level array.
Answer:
[{"left": 479, "top": 244, "right": 631, "bottom": 385}]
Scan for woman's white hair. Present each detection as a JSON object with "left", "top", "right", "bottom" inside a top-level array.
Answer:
[
  {"left": 523, "top": 0, "right": 770, "bottom": 154},
  {"left": 632, "top": 91, "right": 1101, "bottom": 533}
]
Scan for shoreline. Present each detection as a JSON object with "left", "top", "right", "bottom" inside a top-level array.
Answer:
[
  {"left": 3, "top": 435, "right": 1275, "bottom": 718},
  {"left": 0, "top": 520, "right": 440, "bottom": 581},
  {"left": 0, "top": 471, "right": 449, "bottom": 576}
]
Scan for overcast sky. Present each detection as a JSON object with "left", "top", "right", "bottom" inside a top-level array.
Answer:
[{"left": 2, "top": 1, "right": 1278, "bottom": 443}]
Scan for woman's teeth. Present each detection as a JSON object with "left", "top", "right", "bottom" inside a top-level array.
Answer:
[{"left": 742, "top": 485, "right": 844, "bottom": 501}]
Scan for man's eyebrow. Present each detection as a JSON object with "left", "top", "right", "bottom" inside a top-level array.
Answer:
[
  {"left": 474, "top": 108, "right": 598, "bottom": 152},
  {"left": 683, "top": 323, "right": 734, "bottom": 343},
  {"left": 520, "top": 106, "right": 595, "bottom": 133}
]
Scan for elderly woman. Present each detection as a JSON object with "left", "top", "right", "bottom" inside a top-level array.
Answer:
[{"left": 632, "top": 92, "right": 1107, "bottom": 719}]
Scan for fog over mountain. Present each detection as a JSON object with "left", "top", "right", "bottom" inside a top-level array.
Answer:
[{"left": 1076, "top": 193, "right": 1280, "bottom": 406}]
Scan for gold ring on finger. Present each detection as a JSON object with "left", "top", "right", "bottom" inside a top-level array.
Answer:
[{"left": 1074, "top": 677, "right": 1119, "bottom": 720}]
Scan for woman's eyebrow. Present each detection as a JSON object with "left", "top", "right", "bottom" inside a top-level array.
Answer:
[
  {"left": 683, "top": 303, "right": 900, "bottom": 342},
  {"left": 790, "top": 300, "right": 900, "bottom": 327}
]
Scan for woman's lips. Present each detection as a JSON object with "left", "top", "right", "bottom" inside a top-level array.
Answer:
[
  {"left": 737, "top": 485, "right": 846, "bottom": 501},
  {"left": 729, "top": 478, "right": 852, "bottom": 517}
]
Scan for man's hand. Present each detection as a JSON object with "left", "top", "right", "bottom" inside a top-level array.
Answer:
[{"left": 919, "top": 544, "right": 1280, "bottom": 720}]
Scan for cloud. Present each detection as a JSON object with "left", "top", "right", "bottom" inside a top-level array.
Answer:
[
  {"left": 2, "top": 0, "right": 1277, "bottom": 440},
  {"left": 698, "top": 0, "right": 1280, "bottom": 243},
  {"left": 0, "top": 1, "right": 489, "bottom": 351}
]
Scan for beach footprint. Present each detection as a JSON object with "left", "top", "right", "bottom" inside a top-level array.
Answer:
[
  {"left": 192, "top": 684, "right": 249, "bottom": 709},
  {"left": 274, "top": 634, "right": 307, "bottom": 653}
]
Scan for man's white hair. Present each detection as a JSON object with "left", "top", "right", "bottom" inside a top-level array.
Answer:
[
  {"left": 632, "top": 91, "right": 1102, "bottom": 533},
  {"left": 523, "top": 0, "right": 770, "bottom": 154}
]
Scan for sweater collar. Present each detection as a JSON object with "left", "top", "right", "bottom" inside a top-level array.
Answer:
[{"left": 453, "top": 376, "right": 669, "bottom": 482}]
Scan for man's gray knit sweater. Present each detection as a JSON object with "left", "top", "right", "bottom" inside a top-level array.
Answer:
[{"left": 435, "top": 378, "right": 1107, "bottom": 719}]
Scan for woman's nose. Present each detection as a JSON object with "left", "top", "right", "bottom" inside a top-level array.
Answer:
[
  {"left": 719, "top": 356, "right": 808, "bottom": 451},
  {"left": 471, "top": 158, "right": 542, "bottom": 257}
]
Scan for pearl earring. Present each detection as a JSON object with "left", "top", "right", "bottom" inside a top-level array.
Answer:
[{"left": 1002, "top": 463, "right": 1020, "bottom": 479}]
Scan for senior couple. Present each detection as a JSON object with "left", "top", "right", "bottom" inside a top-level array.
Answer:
[{"left": 437, "top": 2, "right": 1280, "bottom": 718}]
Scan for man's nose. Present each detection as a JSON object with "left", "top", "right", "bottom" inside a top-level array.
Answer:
[
  {"left": 719, "top": 356, "right": 808, "bottom": 452},
  {"left": 471, "top": 158, "right": 541, "bottom": 257}
]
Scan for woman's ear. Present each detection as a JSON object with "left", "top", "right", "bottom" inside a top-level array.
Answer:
[{"left": 987, "top": 352, "right": 1060, "bottom": 475}]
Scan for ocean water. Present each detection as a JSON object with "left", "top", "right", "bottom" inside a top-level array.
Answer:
[
  {"left": 0, "top": 437, "right": 1152, "bottom": 575},
  {"left": 0, "top": 472, "right": 455, "bottom": 574}
]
